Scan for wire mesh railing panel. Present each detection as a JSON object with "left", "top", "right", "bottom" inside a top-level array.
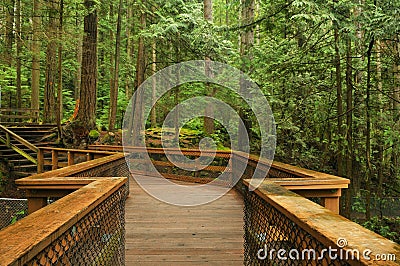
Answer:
[
  {"left": 125, "top": 150, "right": 231, "bottom": 185},
  {"left": 26, "top": 184, "right": 127, "bottom": 266},
  {"left": 70, "top": 158, "right": 129, "bottom": 178},
  {"left": 0, "top": 198, "right": 27, "bottom": 230},
  {"left": 69, "top": 158, "right": 130, "bottom": 197},
  {"left": 243, "top": 190, "right": 351, "bottom": 266}
]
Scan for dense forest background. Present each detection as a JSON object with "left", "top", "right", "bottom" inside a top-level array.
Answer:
[{"left": 0, "top": 0, "right": 399, "bottom": 242}]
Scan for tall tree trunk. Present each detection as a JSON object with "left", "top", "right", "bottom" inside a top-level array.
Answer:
[
  {"left": 238, "top": 0, "right": 254, "bottom": 152},
  {"left": 56, "top": 0, "right": 64, "bottom": 140},
  {"left": 391, "top": 41, "right": 400, "bottom": 188},
  {"left": 376, "top": 40, "right": 384, "bottom": 206},
  {"left": 74, "top": 0, "right": 98, "bottom": 136},
  {"left": 344, "top": 36, "right": 353, "bottom": 218},
  {"left": 131, "top": 0, "right": 147, "bottom": 146},
  {"left": 151, "top": 41, "right": 157, "bottom": 128},
  {"left": 334, "top": 13, "right": 344, "bottom": 177},
  {"left": 15, "top": 0, "right": 21, "bottom": 108},
  {"left": 204, "top": 0, "right": 215, "bottom": 135},
  {"left": 108, "top": 3, "right": 115, "bottom": 108},
  {"left": 125, "top": 4, "right": 134, "bottom": 99},
  {"left": 174, "top": 41, "right": 180, "bottom": 144},
  {"left": 352, "top": 2, "right": 364, "bottom": 194},
  {"left": 31, "top": 0, "right": 41, "bottom": 115},
  {"left": 4, "top": 0, "right": 14, "bottom": 66},
  {"left": 44, "top": 0, "right": 58, "bottom": 123},
  {"left": 365, "top": 36, "right": 374, "bottom": 221},
  {"left": 74, "top": 17, "right": 83, "bottom": 100},
  {"left": 108, "top": 0, "right": 123, "bottom": 131}
]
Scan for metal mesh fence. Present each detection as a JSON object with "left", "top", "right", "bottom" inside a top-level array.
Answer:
[
  {"left": 70, "top": 158, "right": 129, "bottom": 178},
  {"left": 68, "top": 157, "right": 130, "bottom": 197},
  {"left": 26, "top": 183, "right": 128, "bottom": 266},
  {"left": 0, "top": 198, "right": 28, "bottom": 230},
  {"left": 125, "top": 150, "right": 231, "bottom": 185},
  {"left": 233, "top": 154, "right": 297, "bottom": 180},
  {"left": 243, "top": 190, "right": 352, "bottom": 266}
]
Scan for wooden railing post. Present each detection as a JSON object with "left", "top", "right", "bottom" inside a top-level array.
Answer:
[
  {"left": 321, "top": 197, "right": 340, "bottom": 214},
  {"left": 27, "top": 197, "right": 47, "bottom": 214},
  {"left": 5, "top": 132, "right": 10, "bottom": 147},
  {"left": 86, "top": 152, "right": 91, "bottom": 162},
  {"left": 228, "top": 155, "right": 233, "bottom": 186},
  {"left": 52, "top": 150, "right": 59, "bottom": 170},
  {"left": 68, "top": 151, "right": 74, "bottom": 166},
  {"left": 37, "top": 148, "right": 44, "bottom": 173}
]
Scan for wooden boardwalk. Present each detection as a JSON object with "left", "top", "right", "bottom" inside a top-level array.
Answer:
[{"left": 125, "top": 176, "right": 244, "bottom": 265}]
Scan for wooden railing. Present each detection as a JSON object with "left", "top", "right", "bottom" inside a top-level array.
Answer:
[
  {"left": 1, "top": 146, "right": 398, "bottom": 265},
  {"left": 0, "top": 124, "right": 38, "bottom": 164},
  {"left": 0, "top": 154, "right": 129, "bottom": 265},
  {"left": 36, "top": 147, "right": 119, "bottom": 174},
  {"left": 89, "top": 145, "right": 349, "bottom": 213},
  {"left": 242, "top": 179, "right": 400, "bottom": 265},
  {"left": 0, "top": 108, "right": 39, "bottom": 122}
]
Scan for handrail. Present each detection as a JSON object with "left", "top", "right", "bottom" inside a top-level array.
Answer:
[
  {"left": 88, "top": 145, "right": 348, "bottom": 213},
  {"left": 2, "top": 147, "right": 398, "bottom": 265},
  {"left": 0, "top": 135, "right": 37, "bottom": 164},
  {"left": 89, "top": 145, "right": 350, "bottom": 181},
  {"left": 2, "top": 154, "right": 129, "bottom": 265},
  {"left": 36, "top": 147, "right": 122, "bottom": 173},
  {"left": 0, "top": 177, "right": 127, "bottom": 265},
  {"left": 0, "top": 124, "right": 38, "bottom": 152},
  {"left": 242, "top": 179, "right": 400, "bottom": 265},
  {"left": 0, "top": 124, "right": 39, "bottom": 164}
]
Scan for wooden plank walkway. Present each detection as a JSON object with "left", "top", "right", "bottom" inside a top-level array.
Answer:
[{"left": 125, "top": 176, "right": 244, "bottom": 265}]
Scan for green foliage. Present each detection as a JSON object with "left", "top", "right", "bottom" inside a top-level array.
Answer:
[
  {"left": 363, "top": 216, "right": 399, "bottom": 243},
  {"left": 10, "top": 210, "right": 26, "bottom": 225},
  {"left": 89, "top": 129, "right": 100, "bottom": 139}
]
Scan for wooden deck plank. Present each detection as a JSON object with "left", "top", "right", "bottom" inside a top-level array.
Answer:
[{"left": 125, "top": 176, "right": 244, "bottom": 265}]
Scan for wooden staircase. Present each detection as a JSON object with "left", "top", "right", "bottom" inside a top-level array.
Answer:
[{"left": 0, "top": 124, "right": 58, "bottom": 178}]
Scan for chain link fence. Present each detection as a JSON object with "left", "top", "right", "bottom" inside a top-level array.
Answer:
[
  {"left": 243, "top": 190, "right": 351, "bottom": 266},
  {"left": 0, "top": 198, "right": 28, "bottom": 230},
  {"left": 1, "top": 154, "right": 129, "bottom": 265},
  {"left": 27, "top": 183, "right": 128, "bottom": 266}
]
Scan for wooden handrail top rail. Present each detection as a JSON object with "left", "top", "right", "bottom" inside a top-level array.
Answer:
[
  {"left": 0, "top": 177, "right": 127, "bottom": 266},
  {"left": 264, "top": 177, "right": 349, "bottom": 188},
  {"left": 17, "top": 153, "right": 125, "bottom": 184},
  {"left": 86, "top": 145, "right": 350, "bottom": 192},
  {"left": 39, "top": 146, "right": 120, "bottom": 155},
  {"left": 242, "top": 179, "right": 400, "bottom": 265},
  {"left": 0, "top": 124, "right": 38, "bottom": 152},
  {"left": 233, "top": 150, "right": 350, "bottom": 182},
  {"left": 89, "top": 144, "right": 233, "bottom": 155},
  {"left": 87, "top": 145, "right": 349, "bottom": 184}
]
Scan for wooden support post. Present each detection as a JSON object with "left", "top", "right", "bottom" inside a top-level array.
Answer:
[
  {"left": 27, "top": 197, "right": 47, "bottom": 214},
  {"left": 37, "top": 149, "right": 44, "bottom": 173},
  {"left": 68, "top": 151, "right": 74, "bottom": 166},
  {"left": 5, "top": 132, "right": 10, "bottom": 147},
  {"left": 321, "top": 197, "right": 340, "bottom": 214},
  {"left": 279, "top": 188, "right": 344, "bottom": 214},
  {"left": 52, "top": 150, "right": 58, "bottom": 170},
  {"left": 86, "top": 153, "right": 91, "bottom": 162},
  {"left": 228, "top": 157, "right": 233, "bottom": 186}
]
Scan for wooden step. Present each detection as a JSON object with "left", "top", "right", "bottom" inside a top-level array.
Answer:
[
  {"left": 0, "top": 153, "right": 36, "bottom": 160},
  {"left": 13, "top": 164, "right": 37, "bottom": 172},
  {"left": 8, "top": 157, "right": 32, "bottom": 167},
  {"left": 12, "top": 171, "right": 34, "bottom": 178}
]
